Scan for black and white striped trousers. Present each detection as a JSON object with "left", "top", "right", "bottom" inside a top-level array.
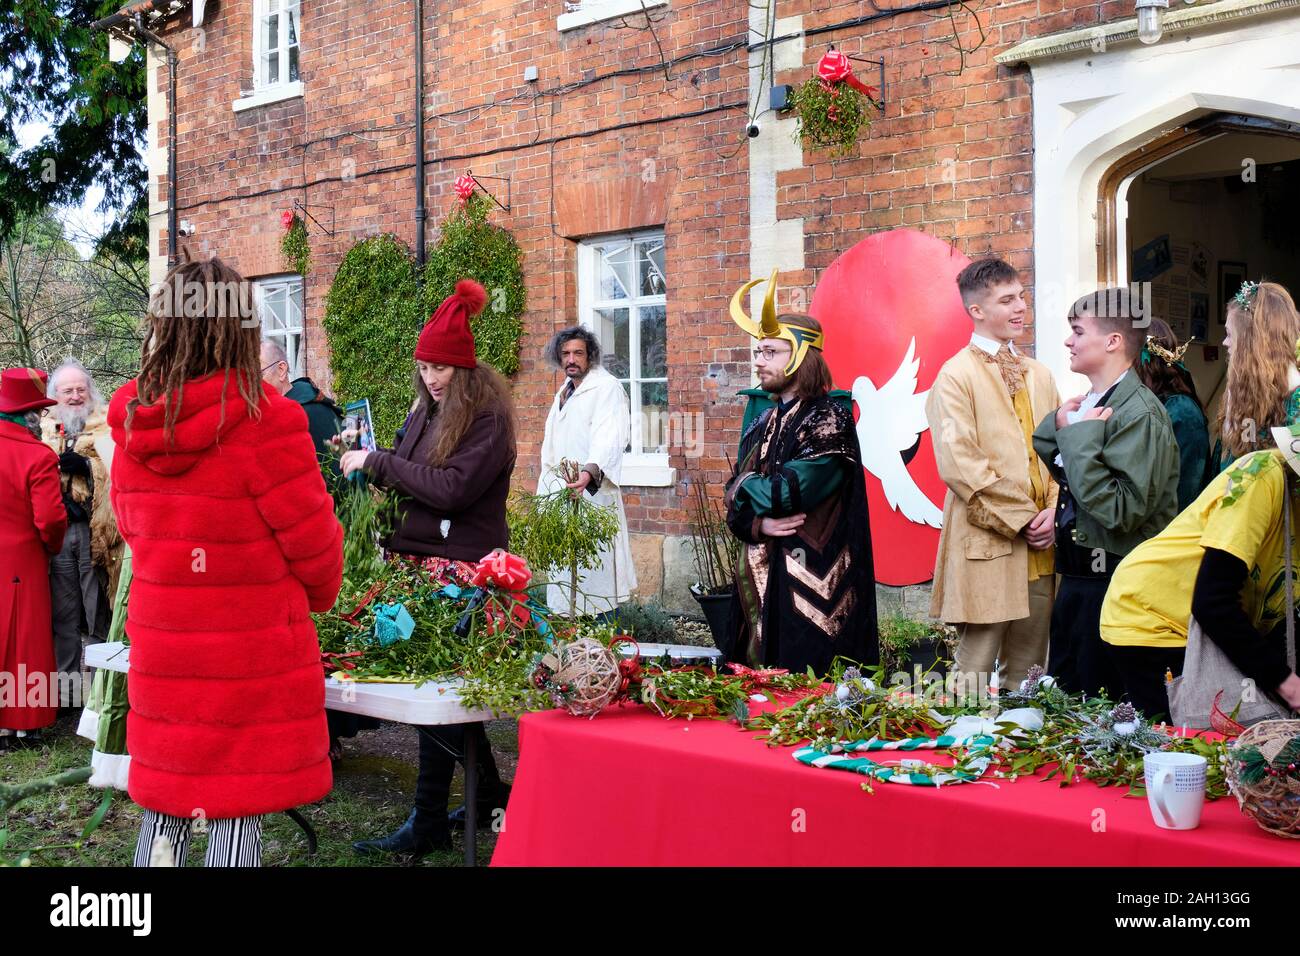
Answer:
[{"left": 133, "top": 809, "right": 264, "bottom": 867}]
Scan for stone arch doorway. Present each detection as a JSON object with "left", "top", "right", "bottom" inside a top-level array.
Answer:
[
  {"left": 998, "top": 6, "right": 1300, "bottom": 393},
  {"left": 1096, "top": 113, "right": 1300, "bottom": 412}
]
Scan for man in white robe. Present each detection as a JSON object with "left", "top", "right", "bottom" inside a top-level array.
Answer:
[{"left": 539, "top": 327, "right": 637, "bottom": 617}]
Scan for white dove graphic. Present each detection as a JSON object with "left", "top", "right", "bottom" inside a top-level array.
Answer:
[{"left": 851, "top": 338, "right": 944, "bottom": 528}]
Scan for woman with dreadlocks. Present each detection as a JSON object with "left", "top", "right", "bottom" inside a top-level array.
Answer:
[{"left": 108, "top": 255, "right": 343, "bottom": 867}]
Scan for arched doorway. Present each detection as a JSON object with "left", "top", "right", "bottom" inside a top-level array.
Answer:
[{"left": 1097, "top": 113, "right": 1300, "bottom": 414}]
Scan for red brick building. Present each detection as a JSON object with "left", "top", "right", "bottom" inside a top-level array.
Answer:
[{"left": 110, "top": 0, "right": 1300, "bottom": 611}]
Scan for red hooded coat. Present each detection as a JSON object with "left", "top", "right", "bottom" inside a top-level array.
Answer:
[
  {"left": 0, "top": 419, "right": 67, "bottom": 731},
  {"left": 109, "top": 371, "right": 343, "bottom": 819}
]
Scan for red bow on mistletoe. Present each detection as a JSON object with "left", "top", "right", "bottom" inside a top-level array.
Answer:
[
  {"left": 816, "top": 50, "right": 878, "bottom": 123},
  {"left": 725, "top": 662, "right": 791, "bottom": 692},
  {"left": 454, "top": 174, "right": 476, "bottom": 203},
  {"left": 280, "top": 209, "right": 295, "bottom": 230},
  {"left": 469, "top": 550, "right": 533, "bottom": 633}
]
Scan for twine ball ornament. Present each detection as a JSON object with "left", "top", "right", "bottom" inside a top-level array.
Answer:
[
  {"left": 549, "top": 638, "right": 622, "bottom": 718},
  {"left": 1226, "top": 719, "right": 1300, "bottom": 839}
]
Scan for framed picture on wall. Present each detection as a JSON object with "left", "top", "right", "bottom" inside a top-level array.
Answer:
[
  {"left": 1190, "top": 293, "right": 1209, "bottom": 342},
  {"left": 1218, "top": 261, "right": 1247, "bottom": 325}
]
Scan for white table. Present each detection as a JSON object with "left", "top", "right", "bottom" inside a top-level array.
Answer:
[
  {"left": 84, "top": 639, "right": 722, "bottom": 864},
  {"left": 84, "top": 642, "right": 494, "bottom": 864}
]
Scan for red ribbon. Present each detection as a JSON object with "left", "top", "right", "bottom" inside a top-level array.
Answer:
[
  {"left": 341, "top": 580, "right": 386, "bottom": 625},
  {"left": 321, "top": 650, "right": 364, "bottom": 672},
  {"left": 468, "top": 551, "right": 533, "bottom": 635},
  {"left": 816, "top": 50, "right": 878, "bottom": 100},
  {"left": 280, "top": 210, "right": 295, "bottom": 230},
  {"left": 725, "top": 662, "right": 791, "bottom": 691},
  {"left": 454, "top": 174, "right": 475, "bottom": 202}
]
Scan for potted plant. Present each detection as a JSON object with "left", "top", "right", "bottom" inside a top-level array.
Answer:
[
  {"left": 687, "top": 481, "right": 738, "bottom": 647},
  {"left": 877, "top": 614, "right": 959, "bottom": 677}
]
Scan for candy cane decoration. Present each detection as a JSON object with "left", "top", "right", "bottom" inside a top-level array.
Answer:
[{"left": 793, "top": 734, "right": 997, "bottom": 786}]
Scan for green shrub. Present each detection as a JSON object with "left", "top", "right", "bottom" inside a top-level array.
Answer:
[
  {"left": 614, "top": 601, "right": 678, "bottom": 645},
  {"left": 877, "top": 614, "right": 957, "bottom": 674}
]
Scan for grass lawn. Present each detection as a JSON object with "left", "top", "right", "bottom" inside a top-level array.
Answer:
[{"left": 1, "top": 714, "right": 519, "bottom": 868}]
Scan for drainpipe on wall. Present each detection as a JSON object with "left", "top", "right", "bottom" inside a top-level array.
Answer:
[{"left": 414, "top": 0, "right": 427, "bottom": 271}]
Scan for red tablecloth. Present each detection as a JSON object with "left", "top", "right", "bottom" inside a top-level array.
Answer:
[{"left": 491, "top": 706, "right": 1297, "bottom": 866}]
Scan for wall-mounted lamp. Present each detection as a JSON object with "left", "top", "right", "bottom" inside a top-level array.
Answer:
[{"left": 1135, "top": 0, "right": 1170, "bottom": 44}]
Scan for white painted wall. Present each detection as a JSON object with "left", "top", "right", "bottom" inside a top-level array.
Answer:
[{"left": 1024, "top": 10, "right": 1300, "bottom": 394}]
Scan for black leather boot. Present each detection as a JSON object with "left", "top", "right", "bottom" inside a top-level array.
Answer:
[
  {"left": 352, "top": 809, "right": 451, "bottom": 858},
  {"left": 449, "top": 782, "right": 512, "bottom": 831}
]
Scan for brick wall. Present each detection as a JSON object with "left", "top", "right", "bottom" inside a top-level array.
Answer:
[{"left": 153, "top": 0, "right": 1138, "bottom": 542}]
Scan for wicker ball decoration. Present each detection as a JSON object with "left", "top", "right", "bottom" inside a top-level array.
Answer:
[
  {"left": 1226, "top": 719, "right": 1300, "bottom": 839},
  {"left": 551, "top": 637, "right": 622, "bottom": 718}
]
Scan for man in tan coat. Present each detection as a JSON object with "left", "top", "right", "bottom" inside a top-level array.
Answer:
[
  {"left": 41, "top": 360, "right": 122, "bottom": 706},
  {"left": 926, "top": 259, "right": 1060, "bottom": 701}
]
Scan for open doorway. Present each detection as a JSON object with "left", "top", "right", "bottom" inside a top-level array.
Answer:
[{"left": 1107, "top": 115, "right": 1300, "bottom": 419}]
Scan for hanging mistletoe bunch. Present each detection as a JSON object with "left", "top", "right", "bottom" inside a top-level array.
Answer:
[
  {"left": 790, "top": 49, "right": 879, "bottom": 157},
  {"left": 280, "top": 209, "right": 311, "bottom": 275}
]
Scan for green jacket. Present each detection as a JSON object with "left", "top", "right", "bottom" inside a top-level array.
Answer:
[{"left": 1032, "top": 372, "right": 1180, "bottom": 557}]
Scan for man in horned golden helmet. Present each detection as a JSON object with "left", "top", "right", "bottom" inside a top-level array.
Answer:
[{"left": 721, "top": 270, "right": 878, "bottom": 675}]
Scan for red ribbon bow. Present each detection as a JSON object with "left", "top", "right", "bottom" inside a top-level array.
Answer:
[
  {"left": 725, "top": 662, "right": 791, "bottom": 691},
  {"left": 280, "top": 210, "right": 295, "bottom": 230},
  {"left": 454, "top": 174, "right": 475, "bottom": 202},
  {"left": 470, "top": 550, "right": 532, "bottom": 591},
  {"left": 816, "top": 50, "right": 878, "bottom": 98},
  {"left": 469, "top": 551, "right": 533, "bottom": 634}
]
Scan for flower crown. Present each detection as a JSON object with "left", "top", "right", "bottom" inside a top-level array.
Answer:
[
  {"left": 1233, "top": 280, "right": 1260, "bottom": 313},
  {"left": 1144, "top": 334, "right": 1190, "bottom": 366}
]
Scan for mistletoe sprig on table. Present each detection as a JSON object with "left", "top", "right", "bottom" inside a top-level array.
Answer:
[
  {"left": 636, "top": 664, "right": 818, "bottom": 721},
  {"left": 961, "top": 684, "right": 1232, "bottom": 798},
  {"left": 749, "top": 664, "right": 968, "bottom": 749}
]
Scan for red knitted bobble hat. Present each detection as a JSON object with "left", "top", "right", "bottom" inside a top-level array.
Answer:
[{"left": 414, "top": 279, "right": 487, "bottom": 368}]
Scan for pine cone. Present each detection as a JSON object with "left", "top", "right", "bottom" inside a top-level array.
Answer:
[{"left": 1112, "top": 701, "right": 1137, "bottom": 724}]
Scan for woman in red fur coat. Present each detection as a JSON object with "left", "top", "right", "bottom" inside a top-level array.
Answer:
[
  {"left": 0, "top": 367, "right": 67, "bottom": 746},
  {"left": 110, "top": 256, "right": 343, "bottom": 867}
]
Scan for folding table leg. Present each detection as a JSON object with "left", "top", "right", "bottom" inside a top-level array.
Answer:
[{"left": 464, "top": 724, "right": 477, "bottom": 867}]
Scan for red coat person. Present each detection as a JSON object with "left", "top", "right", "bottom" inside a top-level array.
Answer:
[
  {"left": 0, "top": 368, "right": 67, "bottom": 732},
  {"left": 109, "top": 371, "right": 344, "bottom": 820}
]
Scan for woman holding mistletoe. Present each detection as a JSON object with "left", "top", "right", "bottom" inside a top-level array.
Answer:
[
  {"left": 110, "top": 255, "right": 343, "bottom": 866},
  {"left": 342, "top": 279, "right": 517, "bottom": 857}
]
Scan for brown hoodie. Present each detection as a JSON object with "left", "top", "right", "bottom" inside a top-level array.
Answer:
[{"left": 366, "top": 399, "right": 515, "bottom": 561}]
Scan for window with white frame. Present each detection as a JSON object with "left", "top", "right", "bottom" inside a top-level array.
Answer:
[
  {"left": 577, "top": 232, "right": 670, "bottom": 486},
  {"left": 558, "top": 0, "right": 669, "bottom": 32},
  {"left": 254, "top": 0, "right": 301, "bottom": 91},
  {"left": 256, "top": 276, "right": 305, "bottom": 378}
]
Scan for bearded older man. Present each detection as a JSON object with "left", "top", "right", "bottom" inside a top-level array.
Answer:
[{"left": 40, "top": 359, "right": 123, "bottom": 706}]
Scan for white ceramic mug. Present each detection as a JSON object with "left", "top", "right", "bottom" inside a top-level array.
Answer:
[{"left": 1143, "top": 752, "right": 1207, "bottom": 830}]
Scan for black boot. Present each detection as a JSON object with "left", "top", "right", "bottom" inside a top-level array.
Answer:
[
  {"left": 352, "top": 809, "right": 450, "bottom": 858},
  {"left": 449, "top": 782, "right": 512, "bottom": 831}
]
